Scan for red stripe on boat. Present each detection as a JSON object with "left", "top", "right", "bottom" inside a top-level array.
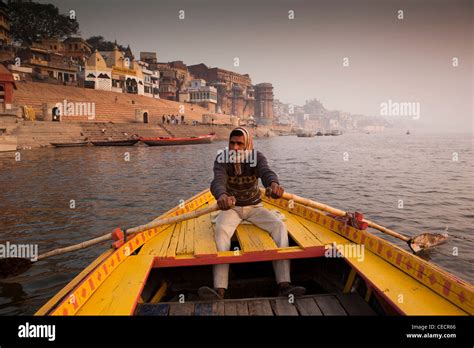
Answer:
[
  {"left": 443, "top": 281, "right": 451, "bottom": 296},
  {"left": 417, "top": 265, "right": 425, "bottom": 279}
]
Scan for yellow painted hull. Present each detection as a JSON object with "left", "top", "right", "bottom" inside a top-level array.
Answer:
[{"left": 35, "top": 189, "right": 474, "bottom": 316}]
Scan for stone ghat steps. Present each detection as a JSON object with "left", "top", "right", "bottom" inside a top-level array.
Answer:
[
  {"left": 12, "top": 122, "right": 86, "bottom": 147},
  {"left": 13, "top": 82, "right": 225, "bottom": 123}
]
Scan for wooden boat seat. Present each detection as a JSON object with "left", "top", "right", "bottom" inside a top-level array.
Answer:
[
  {"left": 76, "top": 255, "right": 154, "bottom": 315},
  {"left": 140, "top": 202, "right": 329, "bottom": 260},
  {"left": 235, "top": 224, "right": 278, "bottom": 252}
]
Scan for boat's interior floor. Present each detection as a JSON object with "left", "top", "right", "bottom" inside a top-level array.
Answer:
[{"left": 136, "top": 292, "right": 376, "bottom": 316}]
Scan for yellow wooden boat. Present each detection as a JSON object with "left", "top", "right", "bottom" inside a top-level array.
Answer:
[{"left": 35, "top": 189, "right": 474, "bottom": 316}]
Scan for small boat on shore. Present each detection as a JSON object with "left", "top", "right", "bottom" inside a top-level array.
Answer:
[
  {"left": 51, "top": 142, "right": 89, "bottom": 148},
  {"left": 35, "top": 188, "right": 473, "bottom": 316},
  {"left": 91, "top": 139, "right": 139, "bottom": 146},
  {"left": 140, "top": 133, "right": 215, "bottom": 146},
  {"left": 296, "top": 129, "right": 315, "bottom": 137}
]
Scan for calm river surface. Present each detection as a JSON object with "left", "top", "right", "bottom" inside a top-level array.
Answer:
[{"left": 0, "top": 132, "right": 473, "bottom": 315}]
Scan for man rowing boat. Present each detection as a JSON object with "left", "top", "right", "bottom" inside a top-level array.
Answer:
[{"left": 198, "top": 127, "right": 306, "bottom": 300}]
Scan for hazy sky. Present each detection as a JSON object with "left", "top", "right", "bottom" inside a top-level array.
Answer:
[{"left": 39, "top": 0, "right": 472, "bottom": 132}]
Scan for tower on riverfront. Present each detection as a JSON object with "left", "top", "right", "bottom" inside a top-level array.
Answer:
[{"left": 255, "top": 83, "right": 274, "bottom": 125}]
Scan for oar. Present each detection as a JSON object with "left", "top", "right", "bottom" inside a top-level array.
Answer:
[
  {"left": 276, "top": 191, "right": 448, "bottom": 253},
  {"left": 0, "top": 203, "right": 221, "bottom": 279}
]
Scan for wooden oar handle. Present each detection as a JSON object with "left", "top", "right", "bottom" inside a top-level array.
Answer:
[
  {"left": 279, "top": 191, "right": 410, "bottom": 242},
  {"left": 280, "top": 192, "right": 348, "bottom": 217},
  {"left": 364, "top": 220, "right": 410, "bottom": 242},
  {"left": 127, "top": 203, "right": 220, "bottom": 234},
  {"left": 37, "top": 203, "right": 221, "bottom": 262},
  {"left": 38, "top": 233, "right": 113, "bottom": 261}
]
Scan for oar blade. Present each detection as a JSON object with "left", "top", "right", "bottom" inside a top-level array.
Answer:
[
  {"left": 409, "top": 233, "right": 449, "bottom": 253},
  {"left": 0, "top": 258, "right": 33, "bottom": 279}
]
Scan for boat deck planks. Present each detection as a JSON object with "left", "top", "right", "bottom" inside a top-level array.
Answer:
[
  {"left": 223, "top": 301, "right": 249, "bottom": 315},
  {"left": 194, "top": 301, "right": 225, "bottom": 316},
  {"left": 165, "top": 222, "right": 182, "bottom": 258},
  {"left": 193, "top": 211, "right": 218, "bottom": 257},
  {"left": 77, "top": 255, "right": 154, "bottom": 315},
  {"left": 271, "top": 298, "right": 299, "bottom": 316},
  {"left": 236, "top": 224, "right": 278, "bottom": 252},
  {"left": 262, "top": 203, "right": 325, "bottom": 248},
  {"left": 176, "top": 219, "right": 195, "bottom": 255},
  {"left": 295, "top": 297, "right": 323, "bottom": 315},
  {"left": 314, "top": 295, "right": 348, "bottom": 315},
  {"left": 138, "top": 303, "right": 170, "bottom": 316},
  {"left": 136, "top": 293, "right": 374, "bottom": 316},
  {"left": 139, "top": 225, "right": 175, "bottom": 256},
  {"left": 336, "top": 293, "right": 376, "bottom": 316},
  {"left": 194, "top": 302, "right": 214, "bottom": 316},
  {"left": 247, "top": 299, "right": 274, "bottom": 316},
  {"left": 169, "top": 302, "right": 195, "bottom": 316},
  {"left": 292, "top": 214, "right": 345, "bottom": 245}
]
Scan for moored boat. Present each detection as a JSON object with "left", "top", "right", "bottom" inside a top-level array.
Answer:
[
  {"left": 51, "top": 142, "right": 89, "bottom": 148},
  {"left": 34, "top": 188, "right": 474, "bottom": 316},
  {"left": 140, "top": 133, "right": 216, "bottom": 146},
  {"left": 296, "top": 129, "right": 315, "bottom": 137},
  {"left": 91, "top": 139, "right": 139, "bottom": 146}
]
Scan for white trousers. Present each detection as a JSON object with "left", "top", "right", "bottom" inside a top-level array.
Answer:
[{"left": 213, "top": 202, "right": 291, "bottom": 289}]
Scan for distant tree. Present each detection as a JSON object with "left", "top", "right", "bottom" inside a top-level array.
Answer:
[
  {"left": 86, "top": 36, "right": 126, "bottom": 52},
  {"left": 9, "top": 2, "right": 79, "bottom": 44}
]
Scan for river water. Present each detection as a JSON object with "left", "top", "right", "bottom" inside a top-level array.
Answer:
[{"left": 0, "top": 131, "right": 473, "bottom": 315}]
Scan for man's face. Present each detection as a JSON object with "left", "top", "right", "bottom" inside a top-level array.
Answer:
[{"left": 229, "top": 135, "right": 245, "bottom": 151}]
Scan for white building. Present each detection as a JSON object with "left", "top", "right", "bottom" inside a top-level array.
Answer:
[
  {"left": 84, "top": 46, "right": 144, "bottom": 96},
  {"left": 138, "top": 61, "right": 160, "bottom": 99},
  {"left": 84, "top": 50, "right": 112, "bottom": 91},
  {"left": 188, "top": 79, "right": 218, "bottom": 112}
]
